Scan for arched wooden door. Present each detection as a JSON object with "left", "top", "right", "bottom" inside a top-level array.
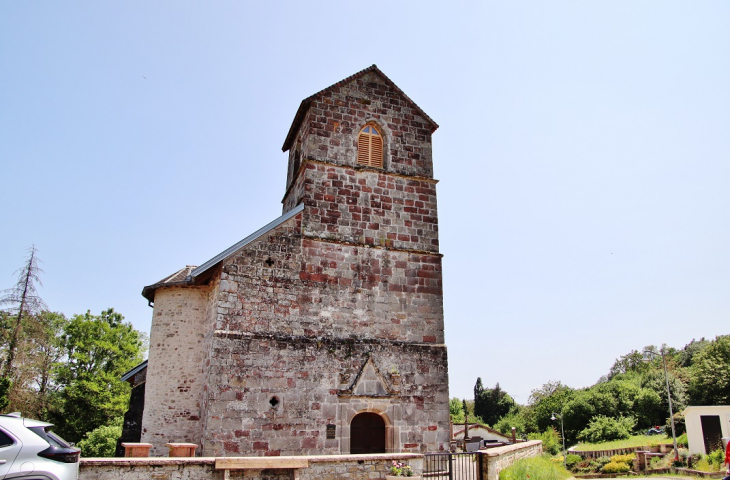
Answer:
[{"left": 350, "top": 412, "right": 386, "bottom": 454}]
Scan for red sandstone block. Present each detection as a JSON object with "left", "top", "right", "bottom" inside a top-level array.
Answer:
[
  {"left": 224, "top": 441, "right": 240, "bottom": 453},
  {"left": 253, "top": 441, "right": 268, "bottom": 451},
  {"left": 302, "top": 437, "right": 317, "bottom": 449},
  {"left": 423, "top": 336, "right": 437, "bottom": 343}
]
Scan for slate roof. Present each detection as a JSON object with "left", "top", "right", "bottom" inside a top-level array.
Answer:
[
  {"left": 121, "top": 360, "right": 148, "bottom": 383},
  {"left": 141, "top": 204, "right": 305, "bottom": 303},
  {"left": 282, "top": 64, "right": 439, "bottom": 152}
]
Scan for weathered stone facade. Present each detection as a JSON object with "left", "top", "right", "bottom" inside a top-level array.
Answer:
[
  {"left": 140, "top": 66, "right": 449, "bottom": 457},
  {"left": 80, "top": 453, "right": 424, "bottom": 480}
]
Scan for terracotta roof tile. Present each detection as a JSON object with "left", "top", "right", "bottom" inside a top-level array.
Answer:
[{"left": 141, "top": 265, "right": 197, "bottom": 302}]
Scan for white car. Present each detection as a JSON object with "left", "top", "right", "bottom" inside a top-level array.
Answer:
[{"left": 0, "top": 413, "right": 80, "bottom": 480}]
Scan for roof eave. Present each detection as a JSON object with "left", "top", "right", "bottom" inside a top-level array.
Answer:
[
  {"left": 141, "top": 279, "right": 191, "bottom": 303},
  {"left": 190, "top": 203, "right": 305, "bottom": 281}
]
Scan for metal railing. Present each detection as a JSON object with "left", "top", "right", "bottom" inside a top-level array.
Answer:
[{"left": 424, "top": 452, "right": 482, "bottom": 480}]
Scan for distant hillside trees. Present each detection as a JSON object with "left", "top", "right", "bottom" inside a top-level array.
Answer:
[{"left": 459, "top": 335, "right": 730, "bottom": 447}]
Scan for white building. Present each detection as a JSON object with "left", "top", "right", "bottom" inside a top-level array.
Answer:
[{"left": 683, "top": 406, "right": 730, "bottom": 455}]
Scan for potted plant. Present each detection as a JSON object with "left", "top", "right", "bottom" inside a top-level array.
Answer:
[
  {"left": 385, "top": 460, "right": 419, "bottom": 480},
  {"left": 390, "top": 367, "right": 401, "bottom": 386}
]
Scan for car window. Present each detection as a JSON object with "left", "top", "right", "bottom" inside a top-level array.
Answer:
[
  {"left": 0, "top": 429, "right": 14, "bottom": 448},
  {"left": 46, "top": 430, "right": 71, "bottom": 448}
]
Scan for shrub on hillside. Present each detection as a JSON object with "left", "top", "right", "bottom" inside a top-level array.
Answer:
[
  {"left": 601, "top": 461, "right": 630, "bottom": 474},
  {"left": 611, "top": 453, "right": 635, "bottom": 464},
  {"left": 528, "top": 427, "right": 561, "bottom": 456},
  {"left": 565, "top": 453, "right": 582, "bottom": 470},
  {"left": 577, "top": 415, "right": 635, "bottom": 443}
]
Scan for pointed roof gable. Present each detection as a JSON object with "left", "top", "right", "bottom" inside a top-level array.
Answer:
[
  {"left": 141, "top": 204, "right": 304, "bottom": 303},
  {"left": 282, "top": 64, "right": 439, "bottom": 152}
]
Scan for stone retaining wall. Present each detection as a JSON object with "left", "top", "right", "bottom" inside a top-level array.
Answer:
[
  {"left": 480, "top": 440, "right": 543, "bottom": 480},
  {"left": 568, "top": 443, "right": 669, "bottom": 459},
  {"left": 80, "top": 453, "right": 422, "bottom": 480}
]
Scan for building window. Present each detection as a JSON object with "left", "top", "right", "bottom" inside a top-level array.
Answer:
[{"left": 357, "top": 124, "right": 384, "bottom": 168}]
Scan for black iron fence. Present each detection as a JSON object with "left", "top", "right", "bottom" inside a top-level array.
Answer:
[{"left": 424, "top": 452, "right": 483, "bottom": 480}]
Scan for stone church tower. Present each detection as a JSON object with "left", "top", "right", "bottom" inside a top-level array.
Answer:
[{"left": 140, "top": 65, "right": 450, "bottom": 456}]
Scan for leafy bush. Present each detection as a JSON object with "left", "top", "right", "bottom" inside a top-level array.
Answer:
[
  {"left": 577, "top": 415, "right": 635, "bottom": 443},
  {"left": 601, "top": 461, "right": 630, "bottom": 473},
  {"left": 666, "top": 411, "right": 686, "bottom": 435},
  {"left": 76, "top": 418, "right": 123, "bottom": 457},
  {"left": 649, "top": 455, "right": 668, "bottom": 469},
  {"left": 677, "top": 432, "right": 688, "bottom": 447},
  {"left": 595, "top": 456, "right": 612, "bottom": 466},
  {"left": 565, "top": 454, "right": 582, "bottom": 470},
  {"left": 499, "top": 456, "right": 571, "bottom": 480},
  {"left": 611, "top": 453, "right": 635, "bottom": 463},
  {"left": 707, "top": 447, "right": 725, "bottom": 471},
  {"left": 528, "top": 427, "right": 561, "bottom": 456}
]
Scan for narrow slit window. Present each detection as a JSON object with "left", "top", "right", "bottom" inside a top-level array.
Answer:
[{"left": 357, "top": 124, "right": 384, "bottom": 168}]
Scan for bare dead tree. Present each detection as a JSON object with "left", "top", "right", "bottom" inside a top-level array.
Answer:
[{"left": 1, "top": 245, "right": 47, "bottom": 379}]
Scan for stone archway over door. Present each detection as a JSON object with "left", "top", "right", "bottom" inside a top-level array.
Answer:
[{"left": 350, "top": 412, "right": 385, "bottom": 454}]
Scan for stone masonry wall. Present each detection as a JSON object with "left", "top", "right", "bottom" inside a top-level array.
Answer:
[
  {"left": 215, "top": 213, "right": 443, "bottom": 343},
  {"left": 285, "top": 70, "right": 435, "bottom": 183},
  {"left": 283, "top": 162, "right": 439, "bottom": 253},
  {"left": 80, "top": 454, "right": 423, "bottom": 480},
  {"left": 141, "top": 286, "right": 210, "bottom": 455},
  {"left": 481, "top": 441, "right": 543, "bottom": 480},
  {"left": 202, "top": 334, "right": 449, "bottom": 456},
  {"left": 199, "top": 273, "right": 221, "bottom": 450}
]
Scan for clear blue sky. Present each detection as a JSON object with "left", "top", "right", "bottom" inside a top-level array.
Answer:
[{"left": 2, "top": 1, "right": 729, "bottom": 405}]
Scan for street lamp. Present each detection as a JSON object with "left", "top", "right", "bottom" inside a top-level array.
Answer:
[
  {"left": 551, "top": 412, "right": 567, "bottom": 467},
  {"left": 643, "top": 345, "right": 679, "bottom": 461}
]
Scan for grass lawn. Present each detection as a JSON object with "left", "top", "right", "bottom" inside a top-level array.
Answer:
[
  {"left": 571, "top": 434, "right": 673, "bottom": 451},
  {"left": 499, "top": 457, "right": 572, "bottom": 480}
]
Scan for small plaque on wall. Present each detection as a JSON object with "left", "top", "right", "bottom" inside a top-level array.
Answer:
[{"left": 326, "top": 424, "right": 336, "bottom": 439}]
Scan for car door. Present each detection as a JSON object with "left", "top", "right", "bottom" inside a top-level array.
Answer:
[{"left": 0, "top": 427, "right": 22, "bottom": 478}]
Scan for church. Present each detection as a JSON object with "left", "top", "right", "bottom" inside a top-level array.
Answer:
[{"left": 138, "top": 65, "right": 450, "bottom": 457}]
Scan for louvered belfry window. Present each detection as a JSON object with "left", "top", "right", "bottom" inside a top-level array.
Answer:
[{"left": 357, "top": 124, "right": 384, "bottom": 168}]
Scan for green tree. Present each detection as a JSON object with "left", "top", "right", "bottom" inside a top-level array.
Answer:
[
  {"left": 688, "top": 336, "right": 730, "bottom": 405},
  {"left": 473, "top": 378, "right": 485, "bottom": 418},
  {"left": 676, "top": 338, "right": 710, "bottom": 367},
  {"left": 494, "top": 404, "right": 538, "bottom": 437},
  {"left": 449, "top": 397, "right": 464, "bottom": 423},
  {"left": 633, "top": 388, "right": 663, "bottom": 429},
  {"left": 528, "top": 381, "right": 574, "bottom": 434},
  {"left": 27, "top": 311, "right": 68, "bottom": 418},
  {"left": 474, "top": 381, "right": 514, "bottom": 426},
  {"left": 608, "top": 349, "right": 649, "bottom": 379},
  {"left": 51, "top": 308, "right": 144, "bottom": 443},
  {"left": 640, "top": 368, "right": 687, "bottom": 418}
]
